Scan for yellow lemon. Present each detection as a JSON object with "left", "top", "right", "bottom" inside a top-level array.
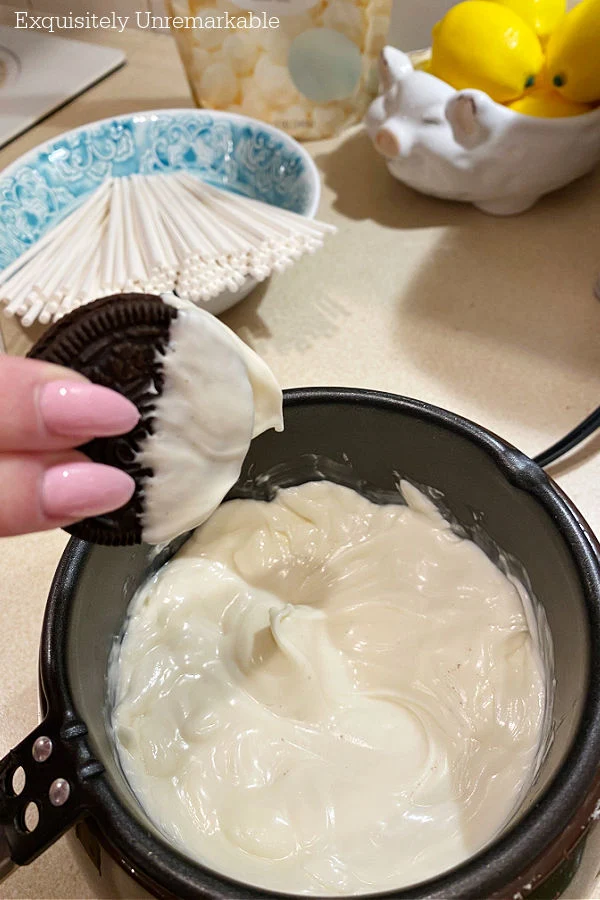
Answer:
[
  {"left": 414, "top": 58, "right": 432, "bottom": 73},
  {"left": 508, "top": 87, "right": 594, "bottom": 115},
  {"left": 546, "top": 0, "right": 600, "bottom": 103},
  {"left": 492, "top": 0, "right": 565, "bottom": 43},
  {"left": 431, "top": 1, "right": 544, "bottom": 103}
]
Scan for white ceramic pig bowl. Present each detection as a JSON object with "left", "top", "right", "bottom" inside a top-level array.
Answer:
[{"left": 365, "top": 47, "right": 600, "bottom": 216}]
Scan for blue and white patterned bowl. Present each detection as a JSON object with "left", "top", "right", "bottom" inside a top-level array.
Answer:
[{"left": 0, "top": 109, "right": 321, "bottom": 316}]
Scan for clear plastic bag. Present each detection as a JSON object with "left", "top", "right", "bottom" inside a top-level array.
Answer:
[{"left": 168, "top": 0, "right": 391, "bottom": 139}]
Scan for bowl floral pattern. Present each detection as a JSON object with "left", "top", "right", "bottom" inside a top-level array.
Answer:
[{"left": 0, "top": 110, "right": 319, "bottom": 271}]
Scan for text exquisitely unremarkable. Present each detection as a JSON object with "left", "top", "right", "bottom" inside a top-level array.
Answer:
[{"left": 13, "top": 10, "right": 280, "bottom": 33}]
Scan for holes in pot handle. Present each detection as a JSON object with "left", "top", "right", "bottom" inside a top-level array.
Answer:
[
  {"left": 21, "top": 802, "right": 39, "bottom": 834},
  {"left": 10, "top": 768, "right": 25, "bottom": 798},
  {"left": 0, "top": 721, "right": 91, "bottom": 880}
]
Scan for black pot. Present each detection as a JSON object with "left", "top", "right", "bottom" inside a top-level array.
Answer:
[{"left": 2, "top": 388, "right": 600, "bottom": 900}]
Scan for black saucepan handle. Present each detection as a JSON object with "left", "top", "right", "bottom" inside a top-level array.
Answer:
[
  {"left": 534, "top": 405, "right": 600, "bottom": 469},
  {"left": 0, "top": 718, "right": 87, "bottom": 881}
]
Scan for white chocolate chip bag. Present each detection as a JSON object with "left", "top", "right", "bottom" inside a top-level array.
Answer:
[{"left": 167, "top": 0, "right": 391, "bottom": 139}]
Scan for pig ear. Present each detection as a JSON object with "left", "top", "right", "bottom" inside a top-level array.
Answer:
[
  {"left": 379, "top": 47, "right": 413, "bottom": 92},
  {"left": 445, "top": 91, "right": 491, "bottom": 148}
]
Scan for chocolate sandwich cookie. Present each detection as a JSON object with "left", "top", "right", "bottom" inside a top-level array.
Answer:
[{"left": 27, "top": 293, "right": 179, "bottom": 546}]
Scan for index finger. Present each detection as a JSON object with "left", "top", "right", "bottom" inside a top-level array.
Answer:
[{"left": 0, "top": 356, "right": 139, "bottom": 452}]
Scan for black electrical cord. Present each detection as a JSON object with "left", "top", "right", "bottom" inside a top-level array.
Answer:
[{"left": 534, "top": 405, "right": 600, "bottom": 469}]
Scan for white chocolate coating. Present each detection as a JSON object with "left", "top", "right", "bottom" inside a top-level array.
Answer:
[
  {"left": 111, "top": 481, "right": 550, "bottom": 896},
  {"left": 139, "top": 304, "right": 283, "bottom": 545}
]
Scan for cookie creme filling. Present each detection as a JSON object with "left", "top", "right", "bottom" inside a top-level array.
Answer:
[{"left": 111, "top": 480, "right": 550, "bottom": 896}]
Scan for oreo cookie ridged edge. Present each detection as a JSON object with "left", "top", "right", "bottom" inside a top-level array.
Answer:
[{"left": 27, "top": 293, "right": 178, "bottom": 546}]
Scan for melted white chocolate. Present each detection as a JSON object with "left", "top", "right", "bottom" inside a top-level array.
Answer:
[
  {"left": 111, "top": 481, "right": 550, "bottom": 896},
  {"left": 139, "top": 302, "right": 283, "bottom": 545}
]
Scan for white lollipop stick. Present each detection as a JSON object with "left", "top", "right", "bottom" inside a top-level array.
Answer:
[
  {"left": 21, "top": 298, "right": 45, "bottom": 328},
  {"left": 197, "top": 177, "right": 336, "bottom": 234},
  {"left": 148, "top": 176, "right": 215, "bottom": 259},
  {"left": 38, "top": 299, "right": 60, "bottom": 324},
  {"left": 129, "top": 175, "right": 167, "bottom": 276},
  {"left": 0, "top": 180, "right": 111, "bottom": 288},
  {"left": 171, "top": 178, "right": 250, "bottom": 255},
  {"left": 138, "top": 177, "right": 185, "bottom": 266},
  {"left": 121, "top": 177, "right": 147, "bottom": 285}
]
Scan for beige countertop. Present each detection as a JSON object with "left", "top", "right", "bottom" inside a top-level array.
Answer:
[{"left": 1, "top": 18, "right": 599, "bottom": 900}]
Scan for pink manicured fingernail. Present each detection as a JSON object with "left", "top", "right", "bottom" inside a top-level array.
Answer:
[
  {"left": 41, "top": 463, "right": 135, "bottom": 520},
  {"left": 40, "top": 381, "right": 140, "bottom": 438}
]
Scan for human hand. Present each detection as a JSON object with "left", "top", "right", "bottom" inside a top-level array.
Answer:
[{"left": 0, "top": 356, "right": 140, "bottom": 538}]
